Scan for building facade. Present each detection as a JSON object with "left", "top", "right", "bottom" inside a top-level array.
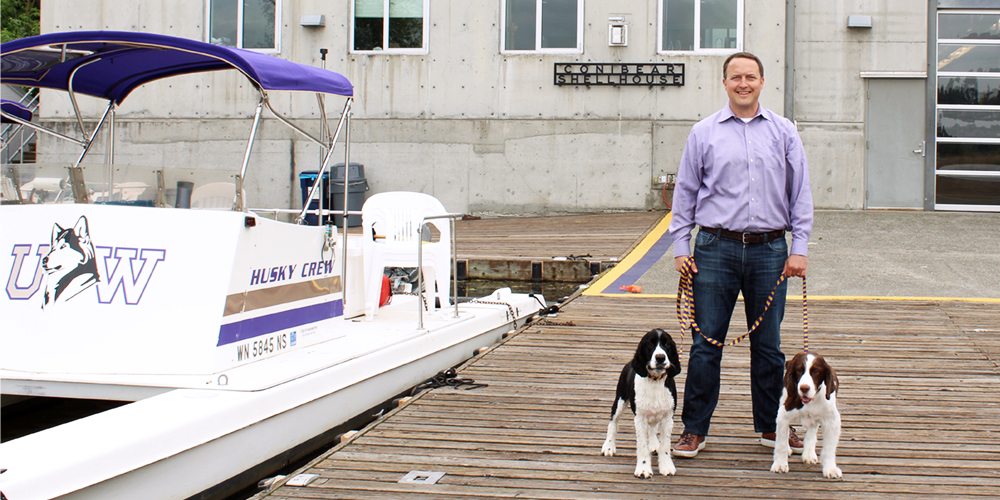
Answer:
[{"left": 34, "top": 0, "right": 1000, "bottom": 213}]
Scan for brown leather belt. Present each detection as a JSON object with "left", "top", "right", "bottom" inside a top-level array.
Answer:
[{"left": 700, "top": 227, "right": 786, "bottom": 244}]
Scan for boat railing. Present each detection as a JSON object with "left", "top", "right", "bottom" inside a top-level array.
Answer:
[
  {"left": 417, "top": 213, "right": 464, "bottom": 330},
  {"left": 1, "top": 160, "right": 361, "bottom": 236}
]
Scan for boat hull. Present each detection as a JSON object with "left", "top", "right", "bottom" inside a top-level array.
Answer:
[{"left": 0, "top": 292, "right": 538, "bottom": 499}]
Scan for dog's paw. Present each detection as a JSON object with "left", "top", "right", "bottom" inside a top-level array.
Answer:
[
  {"left": 823, "top": 464, "right": 843, "bottom": 479},
  {"left": 802, "top": 449, "right": 819, "bottom": 464},
  {"left": 601, "top": 440, "right": 616, "bottom": 456},
  {"left": 659, "top": 459, "right": 676, "bottom": 476},
  {"left": 634, "top": 461, "right": 653, "bottom": 479},
  {"left": 770, "top": 460, "right": 789, "bottom": 474}
]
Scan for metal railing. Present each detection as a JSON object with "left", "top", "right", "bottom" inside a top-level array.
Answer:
[
  {"left": 1, "top": 90, "right": 40, "bottom": 164},
  {"left": 416, "top": 213, "right": 465, "bottom": 330}
]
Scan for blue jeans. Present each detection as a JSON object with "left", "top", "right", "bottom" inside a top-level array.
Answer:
[{"left": 681, "top": 230, "right": 788, "bottom": 436}]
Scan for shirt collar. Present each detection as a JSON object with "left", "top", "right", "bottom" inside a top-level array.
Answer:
[{"left": 718, "top": 103, "right": 770, "bottom": 123}]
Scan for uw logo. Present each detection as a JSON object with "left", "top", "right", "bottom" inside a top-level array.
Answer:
[
  {"left": 7, "top": 245, "right": 167, "bottom": 305},
  {"left": 6, "top": 217, "right": 166, "bottom": 306}
]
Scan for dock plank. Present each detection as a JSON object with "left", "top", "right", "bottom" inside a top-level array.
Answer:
[{"left": 258, "top": 295, "right": 1000, "bottom": 499}]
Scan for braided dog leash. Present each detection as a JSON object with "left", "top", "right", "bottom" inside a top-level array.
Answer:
[
  {"left": 677, "top": 257, "right": 809, "bottom": 352},
  {"left": 802, "top": 275, "right": 809, "bottom": 353}
]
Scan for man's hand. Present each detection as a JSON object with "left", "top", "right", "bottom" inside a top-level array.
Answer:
[
  {"left": 784, "top": 254, "right": 808, "bottom": 277},
  {"left": 675, "top": 256, "right": 698, "bottom": 274}
]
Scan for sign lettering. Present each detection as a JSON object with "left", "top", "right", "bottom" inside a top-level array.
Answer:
[{"left": 554, "top": 63, "right": 685, "bottom": 86}]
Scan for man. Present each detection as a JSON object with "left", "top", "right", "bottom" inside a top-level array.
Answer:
[{"left": 668, "top": 52, "right": 814, "bottom": 458}]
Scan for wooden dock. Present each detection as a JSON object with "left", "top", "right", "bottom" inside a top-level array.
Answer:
[
  {"left": 256, "top": 295, "right": 1000, "bottom": 498},
  {"left": 455, "top": 211, "right": 662, "bottom": 261}
]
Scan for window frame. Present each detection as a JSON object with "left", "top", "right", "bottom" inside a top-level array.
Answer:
[
  {"left": 350, "top": 0, "right": 431, "bottom": 55},
  {"left": 934, "top": 9, "right": 1000, "bottom": 211},
  {"left": 500, "top": 0, "right": 585, "bottom": 55},
  {"left": 204, "top": 0, "right": 282, "bottom": 53},
  {"left": 657, "top": 0, "right": 743, "bottom": 55}
]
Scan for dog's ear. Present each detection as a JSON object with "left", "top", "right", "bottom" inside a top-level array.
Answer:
[
  {"left": 783, "top": 356, "right": 802, "bottom": 410},
  {"left": 51, "top": 223, "right": 63, "bottom": 246},
  {"left": 630, "top": 334, "right": 650, "bottom": 378},
  {"left": 73, "top": 216, "right": 91, "bottom": 246},
  {"left": 630, "top": 353, "right": 648, "bottom": 378},
  {"left": 824, "top": 361, "right": 839, "bottom": 400},
  {"left": 784, "top": 386, "right": 801, "bottom": 411},
  {"left": 782, "top": 357, "right": 796, "bottom": 388},
  {"left": 666, "top": 335, "right": 681, "bottom": 377}
]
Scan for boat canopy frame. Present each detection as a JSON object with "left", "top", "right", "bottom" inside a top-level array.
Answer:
[{"left": 0, "top": 30, "right": 354, "bottom": 222}]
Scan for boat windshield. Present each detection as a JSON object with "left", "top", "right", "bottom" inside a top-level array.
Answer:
[{"left": 3, "top": 163, "right": 244, "bottom": 208}]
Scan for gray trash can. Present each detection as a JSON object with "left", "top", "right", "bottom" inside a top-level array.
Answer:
[{"left": 330, "top": 162, "right": 367, "bottom": 226}]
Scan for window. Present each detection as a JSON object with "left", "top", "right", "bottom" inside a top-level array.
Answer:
[
  {"left": 501, "top": 0, "right": 583, "bottom": 54},
  {"left": 207, "top": 0, "right": 280, "bottom": 51},
  {"left": 659, "top": 0, "right": 742, "bottom": 53},
  {"left": 935, "top": 9, "right": 1000, "bottom": 210},
  {"left": 352, "top": 0, "right": 429, "bottom": 54}
]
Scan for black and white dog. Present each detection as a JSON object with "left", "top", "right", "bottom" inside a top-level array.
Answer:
[
  {"left": 601, "top": 328, "right": 681, "bottom": 478},
  {"left": 770, "top": 351, "right": 842, "bottom": 479}
]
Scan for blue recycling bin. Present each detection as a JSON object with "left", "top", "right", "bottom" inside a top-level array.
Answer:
[{"left": 299, "top": 171, "right": 333, "bottom": 225}]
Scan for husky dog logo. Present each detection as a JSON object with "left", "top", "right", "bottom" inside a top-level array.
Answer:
[{"left": 42, "top": 216, "right": 100, "bottom": 307}]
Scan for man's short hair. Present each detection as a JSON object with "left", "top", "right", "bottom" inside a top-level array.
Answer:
[{"left": 723, "top": 52, "right": 764, "bottom": 79}]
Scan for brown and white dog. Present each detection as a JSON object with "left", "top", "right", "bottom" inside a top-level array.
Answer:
[{"left": 770, "top": 351, "right": 842, "bottom": 479}]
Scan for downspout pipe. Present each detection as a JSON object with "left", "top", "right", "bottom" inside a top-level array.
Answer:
[{"left": 784, "top": 0, "right": 795, "bottom": 121}]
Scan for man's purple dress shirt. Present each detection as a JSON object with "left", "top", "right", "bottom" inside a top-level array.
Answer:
[{"left": 669, "top": 104, "right": 814, "bottom": 258}]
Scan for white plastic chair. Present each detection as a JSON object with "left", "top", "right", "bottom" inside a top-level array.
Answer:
[
  {"left": 361, "top": 191, "right": 452, "bottom": 320},
  {"left": 190, "top": 182, "right": 239, "bottom": 210}
]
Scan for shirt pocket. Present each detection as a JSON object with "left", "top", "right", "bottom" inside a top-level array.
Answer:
[{"left": 760, "top": 138, "right": 786, "bottom": 170}]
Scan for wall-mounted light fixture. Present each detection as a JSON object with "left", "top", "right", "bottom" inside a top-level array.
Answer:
[
  {"left": 608, "top": 16, "right": 628, "bottom": 46},
  {"left": 300, "top": 14, "right": 325, "bottom": 27},
  {"left": 847, "top": 15, "right": 872, "bottom": 29}
]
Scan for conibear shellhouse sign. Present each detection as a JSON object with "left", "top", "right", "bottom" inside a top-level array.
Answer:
[{"left": 554, "top": 63, "right": 685, "bottom": 86}]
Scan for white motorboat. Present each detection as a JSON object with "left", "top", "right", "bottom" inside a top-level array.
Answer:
[{"left": 0, "top": 31, "right": 543, "bottom": 499}]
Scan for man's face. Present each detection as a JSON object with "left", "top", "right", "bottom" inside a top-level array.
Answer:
[{"left": 723, "top": 57, "right": 764, "bottom": 115}]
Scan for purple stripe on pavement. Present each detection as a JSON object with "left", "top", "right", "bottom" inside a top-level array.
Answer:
[{"left": 602, "top": 231, "right": 675, "bottom": 294}]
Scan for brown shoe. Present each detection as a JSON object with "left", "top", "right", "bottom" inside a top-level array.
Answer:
[
  {"left": 672, "top": 432, "right": 706, "bottom": 458},
  {"left": 760, "top": 428, "right": 804, "bottom": 454}
]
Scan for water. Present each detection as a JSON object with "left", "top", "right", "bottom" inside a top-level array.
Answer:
[
  {"left": 382, "top": 267, "right": 588, "bottom": 305},
  {"left": 458, "top": 279, "right": 587, "bottom": 304},
  {"left": 1, "top": 396, "right": 126, "bottom": 442}
]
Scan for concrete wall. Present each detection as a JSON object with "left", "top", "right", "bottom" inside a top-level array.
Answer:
[
  {"left": 34, "top": 0, "right": 926, "bottom": 214},
  {"left": 793, "top": 0, "right": 928, "bottom": 209}
]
